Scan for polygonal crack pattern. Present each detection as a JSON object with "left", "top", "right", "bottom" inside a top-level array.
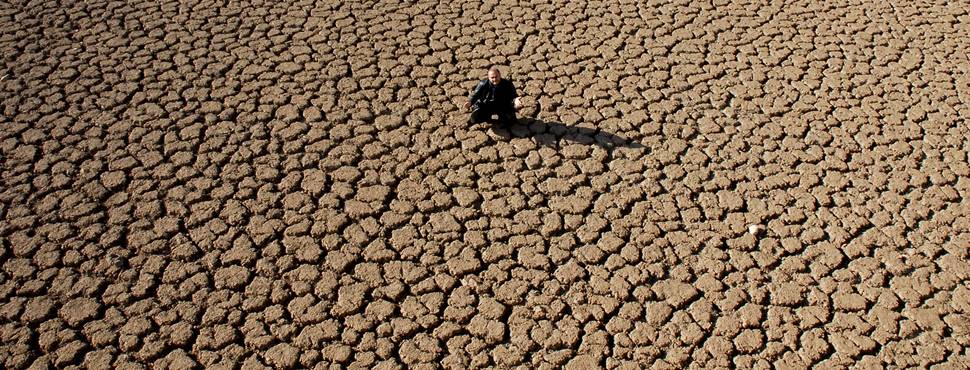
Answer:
[{"left": 1, "top": 0, "right": 969, "bottom": 369}]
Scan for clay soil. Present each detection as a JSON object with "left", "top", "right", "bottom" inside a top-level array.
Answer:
[{"left": 1, "top": 0, "right": 969, "bottom": 368}]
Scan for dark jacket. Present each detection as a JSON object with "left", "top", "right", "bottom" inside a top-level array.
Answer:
[{"left": 468, "top": 78, "right": 517, "bottom": 111}]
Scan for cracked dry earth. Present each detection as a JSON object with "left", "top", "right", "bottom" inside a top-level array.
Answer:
[{"left": 1, "top": 0, "right": 969, "bottom": 369}]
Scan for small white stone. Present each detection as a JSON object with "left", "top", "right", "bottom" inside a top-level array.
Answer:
[{"left": 748, "top": 224, "right": 764, "bottom": 235}]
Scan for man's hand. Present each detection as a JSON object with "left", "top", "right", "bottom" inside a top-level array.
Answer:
[
  {"left": 513, "top": 97, "right": 523, "bottom": 109},
  {"left": 463, "top": 100, "right": 472, "bottom": 110}
]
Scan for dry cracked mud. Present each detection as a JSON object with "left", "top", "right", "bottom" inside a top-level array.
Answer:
[{"left": 2, "top": 0, "right": 969, "bottom": 369}]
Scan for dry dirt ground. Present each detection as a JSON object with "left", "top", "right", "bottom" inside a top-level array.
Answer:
[{"left": 1, "top": 0, "right": 969, "bottom": 368}]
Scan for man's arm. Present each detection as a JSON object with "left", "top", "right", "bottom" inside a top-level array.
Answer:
[
  {"left": 466, "top": 80, "right": 487, "bottom": 108},
  {"left": 508, "top": 80, "right": 518, "bottom": 101},
  {"left": 507, "top": 80, "right": 522, "bottom": 109}
]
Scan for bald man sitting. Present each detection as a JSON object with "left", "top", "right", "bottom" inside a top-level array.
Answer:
[{"left": 464, "top": 66, "right": 523, "bottom": 126}]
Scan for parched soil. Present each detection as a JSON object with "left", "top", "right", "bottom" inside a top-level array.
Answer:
[{"left": 1, "top": 0, "right": 969, "bottom": 368}]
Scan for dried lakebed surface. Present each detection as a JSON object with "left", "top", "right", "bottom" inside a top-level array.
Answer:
[{"left": 1, "top": 0, "right": 969, "bottom": 369}]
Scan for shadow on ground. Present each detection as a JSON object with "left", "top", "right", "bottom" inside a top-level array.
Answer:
[{"left": 487, "top": 117, "right": 644, "bottom": 152}]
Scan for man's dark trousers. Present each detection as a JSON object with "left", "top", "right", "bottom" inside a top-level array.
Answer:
[{"left": 470, "top": 103, "right": 517, "bottom": 125}]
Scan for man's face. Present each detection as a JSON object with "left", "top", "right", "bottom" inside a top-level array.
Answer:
[{"left": 488, "top": 70, "right": 501, "bottom": 85}]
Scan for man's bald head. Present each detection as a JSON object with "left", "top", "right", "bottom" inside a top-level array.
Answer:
[{"left": 488, "top": 67, "right": 502, "bottom": 85}]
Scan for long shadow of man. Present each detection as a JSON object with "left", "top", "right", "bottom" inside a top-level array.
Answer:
[{"left": 486, "top": 118, "right": 644, "bottom": 154}]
